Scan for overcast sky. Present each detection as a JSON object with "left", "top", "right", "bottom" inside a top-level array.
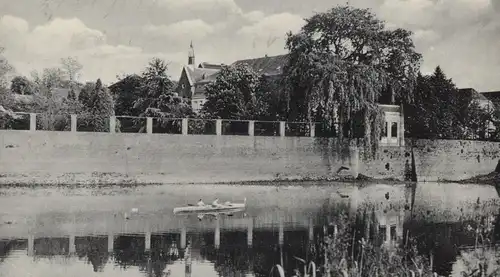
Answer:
[{"left": 0, "top": 0, "right": 499, "bottom": 91}]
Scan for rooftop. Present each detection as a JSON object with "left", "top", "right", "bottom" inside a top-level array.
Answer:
[{"left": 231, "top": 54, "right": 288, "bottom": 76}]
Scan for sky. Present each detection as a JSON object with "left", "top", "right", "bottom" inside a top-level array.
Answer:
[{"left": 0, "top": 0, "right": 499, "bottom": 91}]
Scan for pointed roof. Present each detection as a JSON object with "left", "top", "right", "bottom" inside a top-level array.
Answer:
[{"left": 231, "top": 54, "right": 289, "bottom": 76}]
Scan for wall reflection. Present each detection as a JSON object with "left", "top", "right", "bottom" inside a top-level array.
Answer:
[{"left": 0, "top": 182, "right": 499, "bottom": 277}]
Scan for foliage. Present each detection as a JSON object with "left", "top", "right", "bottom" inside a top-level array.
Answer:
[
  {"left": 78, "top": 79, "right": 115, "bottom": 132},
  {"left": 405, "top": 67, "right": 490, "bottom": 140},
  {"left": 0, "top": 46, "right": 14, "bottom": 89},
  {"left": 322, "top": 212, "right": 432, "bottom": 277},
  {"left": 10, "top": 76, "right": 34, "bottom": 95},
  {"left": 282, "top": 5, "right": 422, "bottom": 155},
  {"left": 201, "top": 63, "right": 261, "bottom": 120},
  {"left": 132, "top": 58, "right": 193, "bottom": 132},
  {"left": 110, "top": 74, "right": 143, "bottom": 116},
  {"left": 60, "top": 56, "right": 83, "bottom": 83},
  {"left": 31, "top": 67, "right": 66, "bottom": 97}
]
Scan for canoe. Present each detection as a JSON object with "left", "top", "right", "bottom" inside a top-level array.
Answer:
[{"left": 173, "top": 198, "right": 247, "bottom": 215}]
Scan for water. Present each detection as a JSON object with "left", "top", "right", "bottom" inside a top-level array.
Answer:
[{"left": 0, "top": 182, "right": 499, "bottom": 277}]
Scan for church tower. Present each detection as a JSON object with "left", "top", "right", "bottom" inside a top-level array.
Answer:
[{"left": 188, "top": 41, "right": 195, "bottom": 69}]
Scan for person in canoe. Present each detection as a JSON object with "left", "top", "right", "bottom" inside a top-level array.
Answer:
[
  {"left": 197, "top": 199, "right": 205, "bottom": 206},
  {"left": 211, "top": 198, "right": 221, "bottom": 207}
]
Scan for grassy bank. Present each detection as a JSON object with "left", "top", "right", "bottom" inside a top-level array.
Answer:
[{"left": 0, "top": 172, "right": 412, "bottom": 188}]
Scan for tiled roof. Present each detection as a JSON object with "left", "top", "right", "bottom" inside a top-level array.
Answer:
[
  {"left": 231, "top": 54, "right": 289, "bottom": 76},
  {"left": 459, "top": 88, "right": 490, "bottom": 102},
  {"left": 198, "top": 62, "right": 223, "bottom": 70},
  {"left": 481, "top": 90, "right": 500, "bottom": 103},
  {"left": 186, "top": 67, "right": 220, "bottom": 84}
]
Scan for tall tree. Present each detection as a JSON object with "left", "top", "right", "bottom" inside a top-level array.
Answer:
[
  {"left": 134, "top": 58, "right": 192, "bottom": 120},
  {"left": 283, "top": 5, "right": 422, "bottom": 154},
  {"left": 10, "top": 76, "right": 34, "bottom": 95},
  {"left": 406, "top": 66, "right": 473, "bottom": 139},
  {"left": 109, "top": 74, "right": 143, "bottom": 116},
  {"left": 78, "top": 79, "right": 115, "bottom": 132},
  {"left": 0, "top": 47, "right": 14, "bottom": 89},
  {"left": 201, "top": 64, "right": 260, "bottom": 120},
  {"left": 60, "top": 57, "right": 83, "bottom": 83}
]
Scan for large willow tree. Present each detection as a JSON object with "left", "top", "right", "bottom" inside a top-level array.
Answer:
[{"left": 283, "top": 5, "right": 422, "bottom": 155}]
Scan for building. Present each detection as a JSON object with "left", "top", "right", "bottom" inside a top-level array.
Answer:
[
  {"left": 177, "top": 42, "right": 223, "bottom": 112},
  {"left": 177, "top": 43, "right": 288, "bottom": 113}
]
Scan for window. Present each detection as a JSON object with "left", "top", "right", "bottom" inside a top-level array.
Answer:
[
  {"left": 391, "top": 122, "right": 398, "bottom": 138},
  {"left": 379, "top": 225, "right": 387, "bottom": 243},
  {"left": 382, "top": 122, "right": 388, "bottom": 137},
  {"left": 390, "top": 225, "right": 397, "bottom": 241}
]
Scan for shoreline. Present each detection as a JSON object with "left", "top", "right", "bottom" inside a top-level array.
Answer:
[
  {"left": 0, "top": 171, "right": 497, "bottom": 188},
  {"left": 0, "top": 172, "right": 411, "bottom": 188}
]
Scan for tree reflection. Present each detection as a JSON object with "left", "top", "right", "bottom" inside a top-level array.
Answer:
[{"left": 74, "top": 236, "right": 109, "bottom": 272}]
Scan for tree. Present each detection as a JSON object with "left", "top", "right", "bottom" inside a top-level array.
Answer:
[
  {"left": 10, "top": 76, "right": 34, "bottom": 95},
  {"left": 406, "top": 66, "right": 476, "bottom": 140},
  {"left": 0, "top": 47, "right": 14, "bottom": 89},
  {"left": 60, "top": 57, "right": 83, "bottom": 83},
  {"left": 78, "top": 79, "right": 115, "bottom": 132},
  {"left": 132, "top": 58, "right": 193, "bottom": 132},
  {"left": 282, "top": 5, "right": 422, "bottom": 154},
  {"left": 201, "top": 64, "right": 260, "bottom": 120},
  {"left": 31, "top": 67, "right": 65, "bottom": 96},
  {"left": 109, "top": 74, "right": 143, "bottom": 116}
]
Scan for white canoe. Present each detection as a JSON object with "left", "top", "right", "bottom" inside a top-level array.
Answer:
[{"left": 173, "top": 198, "right": 247, "bottom": 215}]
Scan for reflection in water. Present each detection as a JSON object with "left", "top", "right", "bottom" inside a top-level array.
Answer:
[{"left": 0, "top": 182, "right": 498, "bottom": 277}]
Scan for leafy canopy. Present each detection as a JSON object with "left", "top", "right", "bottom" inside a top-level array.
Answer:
[{"left": 282, "top": 5, "right": 422, "bottom": 153}]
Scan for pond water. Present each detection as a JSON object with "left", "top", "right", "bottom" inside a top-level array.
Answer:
[{"left": 0, "top": 182, "right": 499, "bottom": 277}]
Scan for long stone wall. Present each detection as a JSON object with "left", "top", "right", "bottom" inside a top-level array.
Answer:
[
  {"left": 411, "top": 139, "right": 500, "bottom": 182},
  {"left": 0, "top": 130, "right": 356, "bottom": 184},
  {"left": 0, "top": 130, "right": 499, "bottom": 184}
]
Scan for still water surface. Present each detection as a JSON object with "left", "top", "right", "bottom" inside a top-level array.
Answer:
[{"left": 0, "top": 182, "right": 499, "bottom": 277}]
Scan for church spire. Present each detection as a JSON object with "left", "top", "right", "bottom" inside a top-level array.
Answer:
[{"left": 188, "top": 41, "right": 195, "bottom": 69}]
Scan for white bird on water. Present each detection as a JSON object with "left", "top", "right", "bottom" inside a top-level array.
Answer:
[{"left": 124, "top": 208, "right": 139, "bottom": 220}]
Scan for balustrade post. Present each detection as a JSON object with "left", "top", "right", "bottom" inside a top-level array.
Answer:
[
  {"left": 310, "top": 122, "right": 315, "bottom": 137},
  {"left": 70, "top": 114, "right": 77, "bottom": 132},
  {"left": 248, "top": 120, "right": 255, "bottom": 136},
  {"left": 182, "top": 118, "right": 188, "bottom": 135},
  {"left": 146, "top": 117, "right": 153, "bottom": 134},
  {"left": 215, "top": 119, "right": 222, "bottom": 136},
  {"left": 29, "top": 113, "right": 36, "bottom": 131},
  {"left": 279, "top": 121, "right": 286, "bottom": 137},
  {"left": 109, "top": 116, "right": 116, "bottom": 133},
  {"left": 145, "top": 232, "right": 151, "bottom": 251}
]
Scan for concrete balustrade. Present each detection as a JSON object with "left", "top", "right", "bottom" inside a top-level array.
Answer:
[
  {"left": 180, "top": 225, "right": 187, "bottom": 249},
  {"left": 69, "top": 234, "right": 76, "bottom": 254},
  {"left": 279, "top": 121, "right": 286, "bottom": 137},
  {"left": 108, "top": 234, "right": 114, "bottom": 252},
  {"left": 29, "top": 113, "right": 36, "bottom": 131},
  {"left": 215, "top": 119, "right": 222, "bottom": 135},
  {"left": 247, "top": 217, "right": 253, "bottom": 247},
  {"left": 145, "top": 232, "right": 151, "bottom": 251},
  {"left": 13, "top": 105, "right": 404, "bottom": 146},
  {"left": 248, "top": 120, "right": 254, "bottom": 136},
  {"left": 146, "top": 117, "right": 153, "bottom": 134},
  {"left": 215, "top": 219, "right": 221, "bottom": 249},
  {"left": 109, "top": 116, "right": 116, "bottom": 133},
  {"left": 182, "top": 118, "right": 188, "bottom": 135},
  {"left": 71, "top": 114, "right": 77, "bottom": 132}
]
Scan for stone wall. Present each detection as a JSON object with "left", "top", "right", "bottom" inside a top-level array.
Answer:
[
  {"left": 411, "top": 139, "right": 500, "bottom": 182},
  {"left": 1, "top": 130, "right": 499, "bottom": 184},
  {"left": 0, "top": 131, "right": 355, "bottom": 184}
]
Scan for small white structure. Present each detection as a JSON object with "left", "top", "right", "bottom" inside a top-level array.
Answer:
[{"left": 379, "top": 104, "right": 405, "bottom": 147}]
